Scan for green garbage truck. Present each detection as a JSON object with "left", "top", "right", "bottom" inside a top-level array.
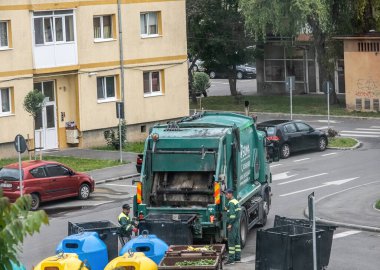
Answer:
[{"left": 134, "top": 112, "right": 279, "bottom": 247}]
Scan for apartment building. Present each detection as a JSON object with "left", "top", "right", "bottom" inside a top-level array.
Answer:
[{"left": 0, "top": 0, "right": 189, "bottom": 158}]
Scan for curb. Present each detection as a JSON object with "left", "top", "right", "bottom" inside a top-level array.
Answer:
[
  {"left": 304, "top": 180, "right": 380, "bottom": 233},
  {"left": 96, "top": 173, "right": 140, "bottom": 184},
  {"left": 327, "top": 138, "right": 361, "bottom": 150}
]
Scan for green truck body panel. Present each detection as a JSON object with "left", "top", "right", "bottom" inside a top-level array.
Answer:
[{"left": 135, "top": 112, "right": 272, "bottom": 242}]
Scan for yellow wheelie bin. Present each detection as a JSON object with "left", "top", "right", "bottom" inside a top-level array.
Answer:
[
  {"left": 34, "top": 253, "right": 89, "bottom": 270},
  {"left": 105, "top": 251, "right": 158, "bottom": 270}
]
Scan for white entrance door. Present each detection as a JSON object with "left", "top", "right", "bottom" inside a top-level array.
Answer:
[{"left": 34, "top": 81, "right": 58, "bottom": 150}]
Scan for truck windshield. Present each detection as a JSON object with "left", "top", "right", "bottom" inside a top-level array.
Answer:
[
  {"left": 0, "top": 168, "right": 22, "bottom": 181},
  {"left": 149, "top": 171, "right": 214, "bottom": 207}
]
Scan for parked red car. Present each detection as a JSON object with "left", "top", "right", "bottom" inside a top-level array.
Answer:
[{"left": 0, "top": 160, "right": 95, "bottom": 210}]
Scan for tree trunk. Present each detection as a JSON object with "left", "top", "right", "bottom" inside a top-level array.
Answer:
[
  {"left": 188, "top": 57, "right": 199, "bottom": 103},
  {"left": 228, "top": 65, "right": 238, "bottom": 96}
]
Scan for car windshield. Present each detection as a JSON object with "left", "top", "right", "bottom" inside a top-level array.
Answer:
[
  {"left": 0, "top": 168, "right": 22, "bottom": 181},
  {"left": 258, "top": 126, "right": 276, "bottom": 136}
]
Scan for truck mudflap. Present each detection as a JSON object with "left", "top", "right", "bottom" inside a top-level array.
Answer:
[{"left": 138, "top": 213, "right": 198, "bottom": 245}]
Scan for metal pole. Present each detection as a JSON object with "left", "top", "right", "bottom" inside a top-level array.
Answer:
[
  {"left": 118, "top": 105, "right": 123, "bottom": 163},
  {"left": 312, "top": 194, "right": 317, "bottom": 270},
  {"left": 18, "top": 136, "right": 23, "bottom": 197},
  {"left": 117, "top": 0, "right": 125, "bottom": 164},
  {"left": 327, "top": 82, "right": 330, "bottom": 129},
  {"left": 290, "top": 77, "right": 293, "bottom": 120}
]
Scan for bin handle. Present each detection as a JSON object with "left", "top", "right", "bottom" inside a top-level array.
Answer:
[{"left": 142, "top": 230, "right": 149, "bottom": 237}]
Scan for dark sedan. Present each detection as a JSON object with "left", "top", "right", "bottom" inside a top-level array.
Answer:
[
  {"left": 208, "top": 64, "right": 256, "bottom": 79},
  {"left": 257, "top": 120, "right": 328, "bottom": 159}
]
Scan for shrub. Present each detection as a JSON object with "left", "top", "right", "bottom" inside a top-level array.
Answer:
[
  {"left": 193, "top": 72, "right": 211, "bottom": 97},
  {"left": 327, "top": 128, "right": 339, "bottom": 138},
  {"left": 104, "top": 120, "right": 127, "bottom": 150}
]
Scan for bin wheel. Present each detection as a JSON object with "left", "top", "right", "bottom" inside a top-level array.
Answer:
[
  {"left": 260, "top": 193, "right": 270, "bottom": 226},
  {"left": 78, "top": 183, "right": 91, "bottom": 200},
  {"left": 240, "top": 208, "right": 248, "bottom": 248}
]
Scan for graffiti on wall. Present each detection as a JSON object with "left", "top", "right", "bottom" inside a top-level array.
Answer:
[{"left": 355, "top": 78, "right": 380, "bottom": 98}]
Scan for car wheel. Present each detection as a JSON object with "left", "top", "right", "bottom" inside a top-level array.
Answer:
[
  {"left": 318, "top": 137, "right": 327, "bottom": 151},
  {"left": 30, "top": 193, "right": 40, "bottom": 211},
  {"left": 209, "top": 71, "right": 216, "bottom": 79},
  {"left": 237, "top": 71, "right": 243, "bottom": 80},
  {"left": 78, "top": 183, "right": 91, "bottom": 200},
  {"left": 240, "top": 208, "right": 248, "bottom": 248},
  {"left": 280, "top": 143, "right": 291, "bottom": 159}
]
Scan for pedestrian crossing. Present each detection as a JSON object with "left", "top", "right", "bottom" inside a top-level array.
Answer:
[{"left": 340, "top": 125, "right": 380, "bottom": 138}]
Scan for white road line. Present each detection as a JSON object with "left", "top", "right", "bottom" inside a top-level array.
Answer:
[
  {"left": 293, "top": 158, "right": 310, "bottom": 162},
  {"left": 270, "top": 164, "right": 283, "bottom": 168},
  {"left": 371, "top": 126, "right": 380, "bottom": 128},
  {"left": 104, "top": 183, "right": 136, "bottom": 188},
  {"left": 340, "top": 133, "right": 380, "bottom": 138},
  {"left": 356, "top": 128, "right": 380, "bottom": 131},
  {"left": 322, "top": 152, "right": 337, "bottom": 157},
  {"left": 318, "top": 120, "right": 338, "bottom": 123},
  {"left": 278, "top": 173, "right": 328, "bottom": 185},
  {"left": 333, "top": 230, "right": 361, "bottom": 239},
  {"left": 272, "top": 171, "right": 298, "bottom": 181},
  {"left": 341, "top": 130, "right": 380, "bottom": 134},
  {"left": 280, "top": 177, "right": 359, "bottom": 197},
  {"left": 316, "top": 126, "right": 329, "bottom": 130}
]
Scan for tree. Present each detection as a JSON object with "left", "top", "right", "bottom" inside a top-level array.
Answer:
[
  {"left": 0, "top": 190, "right": 48, "bottom": 270},
  {"left": 187, "top": 0, "right": 254, "bottom": 97},
  {"left": 239, "top": 0, "right": 377, "bottom": 104},
  {"left": 23, "top": 89, "right": 45, "bottom": 152},
  {"left": 193, "top": 72, "right": 211, "bottom": 97}
]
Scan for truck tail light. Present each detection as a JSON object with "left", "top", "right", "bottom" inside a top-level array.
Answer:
[
  {"left": 136, "top": 182, "right": 142, "bottom": 204},
  {"left": 139, "top": 212, "right": 144, "bottom": 220},
  {"left": 214, "top": 182, "right": 221, "bottom": 205}
]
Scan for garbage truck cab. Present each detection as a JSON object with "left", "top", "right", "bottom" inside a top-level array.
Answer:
[{"left": 134, "top": 112, "right": 279, "bottom": 247}]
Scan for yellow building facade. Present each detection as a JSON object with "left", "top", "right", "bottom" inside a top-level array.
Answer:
[
  {"left": 338, "top": 34, "right": 380, "bottom": 112},
  {"left": 0, "top": 0, "right": 189, "bottom": 158}
]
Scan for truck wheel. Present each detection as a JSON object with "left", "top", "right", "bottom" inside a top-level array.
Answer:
[{"left": 240, "top": 208, "right": 248, "bottom": 248}]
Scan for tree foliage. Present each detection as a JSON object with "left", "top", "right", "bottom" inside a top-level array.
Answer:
[
  {"left": 23, "top": 90, "right": 45, "bottom": 118},
  {"left": 187, "top": 0, "right": 254, "bottom": 96},
  {"left": 104, "top": 120, "right": 127, "bottom": 150},
  {"left": 0, "top": 190, "right": 49, "bottom": 270}
]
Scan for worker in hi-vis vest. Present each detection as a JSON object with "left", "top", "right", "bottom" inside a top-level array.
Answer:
[
  {"left": 224, "top": 189, "right": 241, "bottom": 265},
  {"left": 118, "top": 204, "right": 138, "bottom": 245}
]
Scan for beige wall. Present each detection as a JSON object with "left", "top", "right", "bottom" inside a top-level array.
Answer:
[
  {"left": 344, "top": 40, "right": 380, "bottom": 111},
  {"left": 0, "top": 0, "right": 188, "bottom": 155}
]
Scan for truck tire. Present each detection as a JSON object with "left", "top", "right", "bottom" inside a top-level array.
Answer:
[{"left": 240, "top": 208, "right": 248, "bottom": 248}]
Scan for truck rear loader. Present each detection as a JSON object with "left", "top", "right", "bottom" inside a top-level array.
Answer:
[{"left": 134, "top": 112, "right": 279, "bottom": 247}]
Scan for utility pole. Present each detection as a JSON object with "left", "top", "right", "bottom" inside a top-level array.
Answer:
[{"left": 117, "top": 0, "right": 125, "bottom": 163}]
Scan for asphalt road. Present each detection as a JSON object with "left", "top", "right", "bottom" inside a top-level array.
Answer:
[
  {"left": 19, "top": 116, "right": 380, "bottom": 269},
  {"left": 208, "top": 78, "right": 257, "bottom": 96}
]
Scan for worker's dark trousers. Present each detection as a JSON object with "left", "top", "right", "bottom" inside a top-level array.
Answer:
[{"left": 228, "top": 225, "right": 241, "bottom": 262}]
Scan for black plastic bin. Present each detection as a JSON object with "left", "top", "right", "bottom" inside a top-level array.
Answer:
[
  {"left": 255, "top": 225, "right": 326, "bottom": 270},
  {"left": 274, "top": 215, "right": 337, "bottom": 267},
  {"left": 139, "top": 214, "right": 197, "bottom": 245},
  {"left": 68, "top": 220, "right": 119, "bottom": 260}
]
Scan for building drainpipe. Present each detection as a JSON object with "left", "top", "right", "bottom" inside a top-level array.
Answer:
[{"left": 117, "top": 0, "right": 125, "bottom": 163}]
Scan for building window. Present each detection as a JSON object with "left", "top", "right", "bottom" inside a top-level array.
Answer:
[
  {"left": 0, "top": 88, "right": 11, "bottom": 115},
  {"left": 33, "top": 10, "right": 74, "bottom": 45},
  {"left": 140, "top": 12, "right": 159, "bottom": 37},
  {"left": 94, "top": 15, "right": 113, "bottom": 40},
  {"left": 143, "top": 71, "right": 161, "bottom": 96},
  {"left": 0, "top": 21, "right": 9, "bottom": 48},
  {"left": 97, "top": 76, "right": 116, "bottom": 101}
]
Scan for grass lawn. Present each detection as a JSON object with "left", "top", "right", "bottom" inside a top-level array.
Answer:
[
  {"left": 93, "top": 142, "right": 145, "bottom": 153},
  {"left": 190, "top": 95, "right": 380, "bottom": 117},
  {"left": 328, "top": 137, "right": 358, "bottom": 148},
  {"left": 376, "top": 200, "right": 380, "bottom": 210},
  {"left": 0, "top": 156, "right": 122, "bottom": 172}
]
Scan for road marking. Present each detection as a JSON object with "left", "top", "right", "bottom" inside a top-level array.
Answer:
[
  {"left": 340, "top": 133, "right": 380, "bottom": 138},
  {"left": 104, "top": 183, "right": 136, "bottom": 188},
  {"left": 371, "top": 126, "right": 380, "bottom": 128},
  {"left": 316, "top": 126, "right": 329, "bottom": 130},
  {"left": 272, "top": 171, "right": 297, "bottom": 181},
  {"left": 280, "top": 177, "right": 359, "bottom": 197},
  {"left": 356, "top": 128, "right": 380, "bottom": 131},
  {"left": 278, "top": 173, "right": 328, "bottom": 185},
  {"left": 270, "top": 164, "right": 283, "bottom": 168},
  {"left": 333, "top": 230, "right": 361, "bottom": 239},
  {"left": 241, "top": 255, "right": 256, "bottom": 263},
  {"left": 322, "top": 152, "right": 337, "bottom": 156},
  {"left": 341, "top": 130, "right": 380, "bottom": 134},
  {"left": 293, "top": 158, "right": 310, "bottom": 162},
  {"left": 318, "top": 120, "right": 338, "bottom": 123}
]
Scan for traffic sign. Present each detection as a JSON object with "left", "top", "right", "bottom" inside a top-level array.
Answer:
[
  {"left": 285, "top": 76, "right": 295, "bottom": 93},
  {"left": 14, "top": 134, "right": 27, "bottom": 153},
  {"left": 322, "top": 81, "right": 333, "bottom": 94},
  {"left": 116, "top": 101, "right": 125, "bottom": 119}
]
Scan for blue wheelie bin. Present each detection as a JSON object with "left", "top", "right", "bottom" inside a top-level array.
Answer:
[{"left": 56, "top": 231, "right": 108, "bottom": 270}]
